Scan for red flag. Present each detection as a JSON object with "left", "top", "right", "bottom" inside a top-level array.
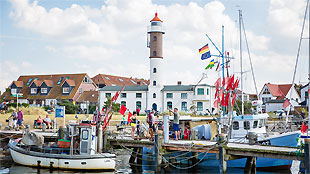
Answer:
[
  {"left": 102, "top": 108, "right": 105, "bottom": 112},
  {"left": 214, "top": 98, "right": 219, "bottom": 108},
  {"left": 214, "top": 78, "right": 221, "bottom": 89},
  {"left": 221, "top": 92, "right": 225, "bottom": 106},
  {"left": 301, "top": 122, "right": 308, "bottom": 133},
  {"left": 222, "top": 78, "right": 225, "bottom": 87},
  {"left": 224, "top": 92, "right": 230, "bottom": 107},
  {"left": 232, "top": 79, "right": 239, "bottom": 90},
  {"left": 229, "top": 75, "right": 234, "bottom": 89},
  {"left": 232, "top": 93, "right": 237, "bottom": 108},
  {"left": 215, "top": 88, "right": 219, "bottom": 99},
  {"left": 119, "top": 104, "right": 127, "bottom": 115},
  {"left": 225, "top": 77, "right": 231, "bottom": 86},
  {"left": 283, "top": 99, "right": 291, "bottom": 108},
  {"left": 127, "top": 112, "right": 132, "bottom": 123},
  {"left": 226, "top": 76, "right": 232, "bottom": 90}
]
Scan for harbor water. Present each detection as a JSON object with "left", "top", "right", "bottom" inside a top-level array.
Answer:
[{"left": 0, "top": 149, "right": 292, "bottom": 174}]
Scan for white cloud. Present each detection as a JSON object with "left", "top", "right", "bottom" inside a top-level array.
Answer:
[
  {"left": 21, "top": 61, "right": 32, "bottom": 69},
  {"left": 6, "top": 0, "right": 298, "bottom": 95},
  {"left": 269, "top": 0, "right": 308, "bottom": 38}
]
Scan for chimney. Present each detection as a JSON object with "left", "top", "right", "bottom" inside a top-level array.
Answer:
[{"left": 177, "top": 81, "right": 182, "bottom": 85}]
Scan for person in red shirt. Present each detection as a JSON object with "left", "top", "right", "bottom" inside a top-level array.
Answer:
[
  {"left": 136, "top": 108, "right": 140, "bottom": 116},
  {"left": 184, "top": 124, "right": 191, "bottom": 140}
]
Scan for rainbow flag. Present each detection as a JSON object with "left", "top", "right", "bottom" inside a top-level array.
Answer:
[
  {"left": 205, "top": 59, "right": 215, "bottom": 69},
  {"left": 199, "top": 44, "right": 211, "bottom": 60}
]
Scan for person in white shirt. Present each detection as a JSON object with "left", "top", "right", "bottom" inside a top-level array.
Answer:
[{"left": 43, "top": 115, "right": 53, "bottom": 129}]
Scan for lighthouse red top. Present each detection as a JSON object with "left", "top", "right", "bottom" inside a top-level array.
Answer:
[{"left": 150, "top": 12, "right": 163, "bottom": 22}]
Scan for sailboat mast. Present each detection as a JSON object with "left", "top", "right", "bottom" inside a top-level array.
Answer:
[
  {"left": 306, "top": 1, "right": 310, "bottom": 130},
  {"left": 222, "top": 25, "right": 226, "bottom": 118},
  {"left": 239, "top": 10, "right": 244, "bottom": 115}
]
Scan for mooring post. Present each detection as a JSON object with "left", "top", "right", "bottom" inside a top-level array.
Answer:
[
  {"left": 97, "top": 123, "right": 103, "bottom": 153},
  {"left": 218, "top": 134, "right": 227, "bottom": 174},
  {"left": 163, "top": 115, "right": 169, "bottom": 144},
  {"left": 305, "top": 139, "right": 310, "bottom": 174},
  {"left": 244, "top": 156, "right": 256, "bottom": 174},
  {"left": 154, "top": 134, "right": 159, "bottom": 165}
]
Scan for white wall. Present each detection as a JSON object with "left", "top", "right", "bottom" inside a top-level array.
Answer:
[
  {"left": 148, "top": 58, "right": 164, "bottom": 112},
  {"left": 99, "top": 91, "right": 147, "bottom": 114},
  {"left": 162, "top": 91, "right": 194, "bottom": 112},
  {"left": 265, "top": 103, "right": 284, "bottom": 112}
]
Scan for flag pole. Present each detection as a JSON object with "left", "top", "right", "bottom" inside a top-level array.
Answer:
[{"left": 222, "top": 25, "right": 225, "bottom": 120}]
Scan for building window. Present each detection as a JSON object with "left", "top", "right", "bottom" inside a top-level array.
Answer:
[
  {"left": 63, "top": 87, "right": 70, "bottom": 94},
  {"left": 263, "top": 88, "right": 270, "bottom": 94},
  {"left": 253, "top": 121, "right": 258, "bottom": 128},
  {"left": 197, "top": 102, "right": 203, "bottom": 111},
  {"left": 41, "top": 88, "right": 48, "bottom": 94},
  {"left": 181, "top": 93, "right": 187, "bottom": 99},
  {"left": 181, "top": 102, "right": 187, "bottom": 111},
  {"left": 153, "top": 68, "right": 157, "bottom": 73},
  {"left": 207, "top": 89, "right": 209, "bottom": 95},
  {"left": 105, "top": 93, "right": 111, "bottom": 98},
  {"left": 153, "top": 36, "right": 157, "bottom": 41},
  {"left": 136, "top": 93, "right": 142, "bottom": 98},
  {"left": 153, "top": 51, "right": 157, "bottom": 56},
  {"left": 31, "top": 88, "right": 37, "bottom": 94},
  {"left": 233, "top": 121, "right": 239, "bottom": 130},
  {"left": 153, "top": 81, "right": 156, "bottom": 86},
  {"left": 153, "top": 93, "right": 156, "bottom": 98},
  {"left": 167, "top": 102, "right": 172, "bottom": 110},
  {"left": 136, "top": 101, "right": 141, "bottom": 109},
  {"left": 166, "top": 93, "right": 173, "bottom": 98},
  {"left": 244, "top": 121, "right": 250, "bottom": 130},
  {"left": 11, "top": 88, "right": 17, "bottom": 95},
  {"left": 197, "top": 88, "right": 204, "bottom": 95},
  {"left": 121, "top": 101, "right": 126, "bottom": 107},
  {"left": 121, "top": 93, "right": 127, "bottom": 98}
]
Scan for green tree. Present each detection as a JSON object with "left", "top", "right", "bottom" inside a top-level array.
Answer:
[
  {"left": 233, "top": 100, "right": 253, "bottom": 115},
  {"left": 58, "top": 100, "right": 80, "bottom": 114},
  {"left": 103, "top": 97, "right": 121, "bottom": 113}
]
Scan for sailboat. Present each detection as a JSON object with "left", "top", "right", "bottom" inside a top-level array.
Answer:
[{"left": 199, "top": 9, "right": 300, "bottom": 170}]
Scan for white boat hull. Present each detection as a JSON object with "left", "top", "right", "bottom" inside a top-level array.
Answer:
[{"left": 9, "top": 140, "right": 115, "bottom": 170}]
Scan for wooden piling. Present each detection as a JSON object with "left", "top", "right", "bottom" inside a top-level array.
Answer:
[
  {"left": 218, "top": 134, "right": 227, "bottom": 174},
  {"left": 305, "top": 139, "right": 310, "bottom": 174},
  {"left": 244, "top": 157, "right": 256, "bottom": 174}
]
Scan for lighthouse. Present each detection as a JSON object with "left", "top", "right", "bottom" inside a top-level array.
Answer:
[{"left": 147, "top": 12, "right": 165, "bottom": 112}]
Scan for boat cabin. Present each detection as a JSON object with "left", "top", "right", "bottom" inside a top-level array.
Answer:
[{"left": 230, "top": 113, "right": 269, "bottom": 140}]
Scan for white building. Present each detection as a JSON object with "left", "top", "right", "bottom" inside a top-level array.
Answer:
[
  {"left": 98, "top": 13, "right": 216, "bottom": 115},
  {"left": 258, "top": 83, "right": 300, "bottom": 112},
  {"left": 300, "top": 83, "right": 309, "bottom": 106}
]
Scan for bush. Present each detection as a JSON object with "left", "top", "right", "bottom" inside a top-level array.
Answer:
[
  {"left": 22, "top": 103, "right": 29, "bottom": 108},
  {"left": 58, "top": 100, "right": 80, "bottom": 114},
  {"left": 103, "top": 97, "right": 120, "bottom": 113},
  {"left": 42, "top": 106, "right": 49, "bottom": 111}
]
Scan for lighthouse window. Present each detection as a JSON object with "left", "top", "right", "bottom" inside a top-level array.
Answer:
[
  {"left": 153, "top": 36, "right": 157, "bottom": 41},
  {"left": 153, "top": 51, "right": 157, "bottom": 56},
  {"left": 153, "top": 68, "right": 157, "bottom": 73},
  {"left": 153, "top": 93, "right": 156, "bottom": 98},
  {"left": 153, "top": 81, "right": 156, "bottom": 86}
]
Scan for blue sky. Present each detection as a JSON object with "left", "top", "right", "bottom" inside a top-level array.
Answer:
[{"left": 0, "top": 0, "right": 309, "bottom": 95}]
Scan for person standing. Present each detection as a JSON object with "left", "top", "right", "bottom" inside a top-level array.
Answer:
[
  {"left": 17, "top": 108, "right": 24, "bottom": 130},
  {"left": 8, "top": 109, "right": 17, "bottom": 128},
  {"left": 169, "top": 108, "right": 180, "bottom": 140},
  {"left": 136, "top": 107, "right": 140, "bottom": 116},
  {"left": 130, "top": 111, "right": 137, "bottom": 139}
]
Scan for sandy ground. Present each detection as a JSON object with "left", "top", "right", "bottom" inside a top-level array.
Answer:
[{"left": 0, "top": 113, "right": 148, "bottom": 130}]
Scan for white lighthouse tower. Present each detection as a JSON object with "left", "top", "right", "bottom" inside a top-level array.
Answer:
[{"left": 147, "top": 12, "right": 165, "bottom": 112}]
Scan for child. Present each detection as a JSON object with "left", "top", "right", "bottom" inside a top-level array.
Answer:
[
  {"left": 121, "top": 115, "right": 126, "bottom": 126},
  {"left": 136, "top": 121, "right": 140, "bottom": 136}
]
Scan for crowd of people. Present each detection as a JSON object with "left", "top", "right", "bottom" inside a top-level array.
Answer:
[{"left": 119, "top": 107, "right": 188, "bottom": 141}]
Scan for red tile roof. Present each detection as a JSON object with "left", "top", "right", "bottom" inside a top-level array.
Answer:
[
  {"left": 63, "top": 79, "right": 76, "bottom": 86},
  {"left": 43, "top": 80, "right": 54, "bottom": 87},
  {"left": 92, "top": 74, "right": 149, "bottom": 87},
  {"left": 32, "top": 80, "right": 42, "bottom": 87},
  {"left": 76, "top": 91, "right": 98, "bottom": 103},
  {"left": 12, "top": 81, "right": 24, "bottom": 88},
  {"left": 1, "top": 73, "right": 93, "bottom": 101},
  {"left": 265, "top": 83, "right": 292, "bottom": 100},
  {"left": 150, "top": 12, "right": 163, "bottom": 22}
]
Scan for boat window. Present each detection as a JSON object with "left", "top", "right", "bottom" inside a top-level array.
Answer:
[
  {"left": 253, "top": 121, "right": 258, "bottom": 128},
  {"left": 233, "top": 121, "right": 239, "bottom": 130},
  {"left": 259, "top": 120, "right": 263, "bottom": 128},
  {"left": 64, "top": 162, "right": 69, "bottom": 164},
  {"left": 82, "top": 130, "right": 88, "bottom": 140},
  {"left": 81, "top": 162, "right": 87, "bottom": 165},
  {"left": 244, "top": 121, "right": 250, "bottom": 130}
]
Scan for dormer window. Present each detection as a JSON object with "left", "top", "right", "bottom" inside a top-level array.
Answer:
[
  {"left": 41, "top": 88, "right": 47, "bottom": 94},
  {"left": 31, "top": 88, "right": 37, "bottom": 94},
  {"left": 11, "top": 88, "right": 17, "bottom": 95},
  {"left": 63, "top": 87, "right": 70, "bottom": 94}
]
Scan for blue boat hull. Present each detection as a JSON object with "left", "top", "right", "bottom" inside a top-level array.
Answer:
[{"left": 201, "top": 132, "right": 300, "bottom": 169}]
